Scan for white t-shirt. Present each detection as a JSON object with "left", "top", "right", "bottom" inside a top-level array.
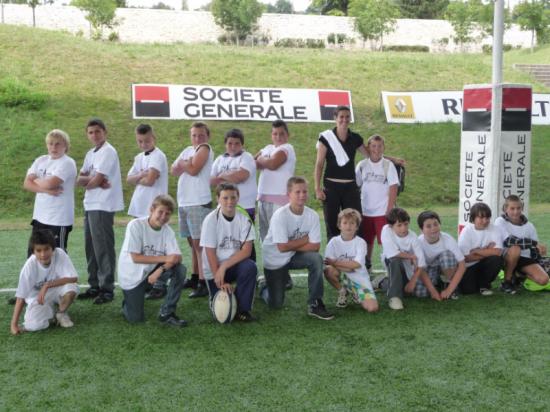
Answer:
[
  {"left": 174, "top": 144, "right": 213, "bottom": 207},
  {"left": 27, "top": 154, "right": 77, "bottom": 226},
  {"left": 355, "top": 157, "right": 399, "bottom": 217},
  {"left": 257, "top": 143, "right": 296, "bottom": 197},
  {"left": 381, "top": 224, "right": 426, "bottom": 269},
  {"left": 494, "top": 216, "right": 538, "bottom": 259},
  {"left": 262, "top": 204, "right": 321, "bottom": 270},
  {"left": 458, "top": 223, "right": 503, "bottom": 267},
  {"left": 117, "top": 217, "right": 181, "bottom": 290},
  {"left": 200, "top": 209, "right": 255, "bottom": 280},
  {"left": 211, "top": 151, "right": 257, "bottom": 209},
  {"left": 325, "top": 235, "right": 371, "bottom": 285},
  {"left": 418, "top": 232, "right": 465, "bottom": 266},
  {"left": 127, "top": 147, "right": 169, "bottom": 218},
  {"left": 16, "top": 248, "right": 78, "bottom": 304},
  {"left": 81, "top": 142, "right": 124, "bottom": 212}
]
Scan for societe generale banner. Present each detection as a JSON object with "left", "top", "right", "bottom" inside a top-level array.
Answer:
[
  {"left": 381, "top": 90, "right": 550, "bottom": 125},
  {"left": 132, "top": 84, "right": 354, "bottom": 123}
]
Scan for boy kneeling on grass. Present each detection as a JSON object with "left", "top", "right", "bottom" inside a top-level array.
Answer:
[
  {"left": 417, "top": 211, "right": 466, "bottom": 300},
  {"left": 11, "top": 230, "right": 79, "bottom": 335},
  {"left": 117, "top": 195, "right": 188, "bottom": 327},
  {"left": 381, "top": 208, "right": 441, "bottom": 310},
  {"left": 324, "top": 208, "right": 379, "bottom": 313}
]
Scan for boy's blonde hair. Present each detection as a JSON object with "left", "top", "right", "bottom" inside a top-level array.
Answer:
[
  {"left": 150, "top": 194, "right": 176, "bottom": 213},
  {"left": 502, "top": 194, "right": 523, "bottom": 213},
  {"left": 367, "top": 134, "right": 385, "bottom": 147},
  {"left": 45, "top": 129, "right": 70, "bottom": 152},
  {"left": 337, "top": 208, "right": 361, "bottom": 228}
]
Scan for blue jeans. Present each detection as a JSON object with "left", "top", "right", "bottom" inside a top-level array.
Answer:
[
  {"left": 122, "top": 263, "right": 186, "bottom": 323},
  {"left": 264, "top": 251, "right": 324, "bottom": 308}
]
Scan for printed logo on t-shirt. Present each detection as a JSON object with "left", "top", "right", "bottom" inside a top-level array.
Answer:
[
  {"left": 143, "top": 244, "right": 165, "bottom": 256},
  {"left": 337, "top": 252, "right": 355, "bottom": 262},
  {"left": 219, "top": 236, "right": 241, "bottom": 250},
  {"left": 364, "top": 171, "right": 385, "bottom": 184},
  {"left": 289, "top": 227, "right": 308, "bottom": 241}
]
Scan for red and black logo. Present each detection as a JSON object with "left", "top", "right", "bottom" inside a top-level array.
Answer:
[
  {"left": 462, "top": 88, "right": 492, "bottom": 132},
  {"left": 318, "top": 91, "right": 351, "bottom": 121},
  {"left": 134, "top": 85, "right": 170, "bottom": 118}
]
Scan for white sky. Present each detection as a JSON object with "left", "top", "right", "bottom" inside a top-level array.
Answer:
[{"left": 126, "top": 0, "right": 313, "bottom": 12}]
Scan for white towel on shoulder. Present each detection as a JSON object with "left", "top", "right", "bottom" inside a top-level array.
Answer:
[{"left": 316, "top": 129, "right": 349, "bottom": 167}]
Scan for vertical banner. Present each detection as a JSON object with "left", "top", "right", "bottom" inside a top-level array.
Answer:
[{"left": 458, "top": 84, "right": 532, "bottom": 232}]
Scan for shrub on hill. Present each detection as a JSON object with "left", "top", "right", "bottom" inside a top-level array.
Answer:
[{"left": 0, "top": 78, "right": 47, "bottom": 110}]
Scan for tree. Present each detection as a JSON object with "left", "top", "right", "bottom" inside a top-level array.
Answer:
[
  {"left": 72, "top": 0, "right": 118, "bottom": 40},
  {"left": 444, "top": 0, "right": 476, "bottom": 48},
  {"left": 266, "top": 0, "right": 294, "bottom": 14},
  {"left": 211, "top": 0, "right": 263, "bottom": 45},
  {"left": 181, "top": 0, "right": 188, "bottom": 10},
  {"left": 309, "top": 0, "right": 350, "bottom": 15},
  {"left": 469, "top": 0, "right": 511, "bottom": 40},
  {"left": 349, "top": 0, "right": 399, "bottom": 50},
  {"left": 514, "top": 0, "right": 550, "bottom": 50},
  {"left": 28, "top": 0, "right": 40, "bottom": 27},
  {"left": 395, "top": 0, "right": 449, "bottom": 19}
]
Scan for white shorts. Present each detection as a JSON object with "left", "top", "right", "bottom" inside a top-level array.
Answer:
[{"left": 24, "top": 283, "right": 79, "bottom": 332}]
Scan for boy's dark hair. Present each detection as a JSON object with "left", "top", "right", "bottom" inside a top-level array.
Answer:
[
  {"left": 191, "top": 121, "right": 210, "bottom": 137},
  {"left": 136, "top": 124, "right": 153, "bottom": 135},
  {"left": 29, "top": 230, "right": 56, "bottom": 252},
  {"left": 333, "top": 106, "right": 351, "bottom": 117},
  {"left": 417, "top": 210, "right": 441, "bottom": 229},
  {"left": 386, "top": 207, "right": 410, "bottom": 225},
  {"left": 224, "top": 128, "right": 244, "bottom": 144},
  {"left": 287, "top": 176, "right": 307, "bottom": 192},
  {"left": 86, "top": 118, "right": 107, "bottom": 131},
  {"left": 502, "top": 194, "right": 523, "bottom": 213},
  {"left": 272, "top": 119, "right": 289, "bottom": 134},
  {"left": 216, "top": 182, "right": 239, "bottom": 197},
  {"left": 469, "top": 202, "right": 492, "bottom": 223}
]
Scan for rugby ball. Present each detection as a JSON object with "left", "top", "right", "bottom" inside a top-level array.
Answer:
[{"left": 211, "top": 290, "right": 237, "bottom": 324}]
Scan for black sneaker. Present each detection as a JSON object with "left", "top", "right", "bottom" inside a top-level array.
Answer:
[
  {"left": 500, "top": 281, "right": 517, "bottom": 295},
  {"left": 285, "top": 276, "right": 294, "bottom": 291},
  {"left": 145, "top": 287, "right": 167, "bottom": 300},
  {"left": 308, "top": 299, "right": 334, "bottom": 320},
  {"left": 235, "top": 311, "right": 257, "bottom": 322},
  {"left": 159, "top": 312, "right": 188, "bottom": 327},
  {"left": 365, "top": 257, "right": 372, "bottom": 271},
  {"left": 182, "top": 276, "right": 199, "bottom": 290},
  {"left": 93, "top": 291, "right": 114, "bottom": 304},
  {"left": 77, "top": 288, "right": 100, "bottom": 300},
  {"left": 189, "top": 282, "right": 208, "bottom": 298}
]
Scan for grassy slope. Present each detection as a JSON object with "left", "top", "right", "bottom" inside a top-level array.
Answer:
[{"left": 1, "top": 25, "right": 550, "bottom": 218}]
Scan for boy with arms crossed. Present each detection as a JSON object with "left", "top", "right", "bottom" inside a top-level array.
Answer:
[
  {"left": 355, "top": 135, "right": 399, "bottom": 269},
  {"left": 261, "top": 177, "right": 333, "bottom": 320},
  {"left": 11, "top": 230, "right": 79, "bottom": 335},
  {"left": 171, "top": 122, "right": 213, "bottom": 298},
  {"left": 381, "top": 208, "right": 441, "bottom": 310},
  {"left": 324, "top": 208, "right": 379, "bottom": 313},
  {"left": 200, "top": 184, "right": 257, "bottom": 322},
  {"left": 127, "top": 124, "right": 169, "bottom": 300},
  {"left": 77, "top": 118, "right": 124, "bottom": 304},
  {"left": 417, "top": 211, "right": 466, "bottom": 300},
  {"left": 118, "top": 195, "right": 187, "bottom": 327}
]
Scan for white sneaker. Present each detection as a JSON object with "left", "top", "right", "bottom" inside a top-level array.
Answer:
[
  {"left": 388, "top": 297, "right": 404, "bottom": 310},
  {"left": 480, "top": 288, "right": 494, "bottom": 296},
  {"left": 55, "top": 312, "right": 74, "bottom": 328},
  {"left": 371, "top": 274, "right": 388, "bottom": 290},
  {"left": 336, "top": 287, "right": 348, "bottom": 308}
]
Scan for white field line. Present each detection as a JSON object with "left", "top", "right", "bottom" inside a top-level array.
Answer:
[{"left": 0, "top": 270, "right": 386, "bottom": 293}]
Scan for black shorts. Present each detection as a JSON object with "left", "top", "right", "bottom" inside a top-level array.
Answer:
[{"left": 516, "top": 256, "right": 538, "bottom": 270}]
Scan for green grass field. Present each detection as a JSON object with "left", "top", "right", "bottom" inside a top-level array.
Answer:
[
  {"left": 1, "top": 209, "right": 550, "bottom": 411},
  {"left": 2, "top": 24, "right": 550, "bottom": 411}
]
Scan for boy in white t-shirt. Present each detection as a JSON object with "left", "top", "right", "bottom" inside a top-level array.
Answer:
[
  {"left": 324, "top": 209, "right": 378, "bottom": 313},
  {"left": 127, "top": 124, "right": 169, "bottom": 300},
  {"left": 23, "top": 129, "right": 77, "bottom": 253},
  {"left": 200, "top": 184, "right": 257, "bottom": 322},
  {"left": 171, "top": 122, "right": 213, "bottom": 299},
  {"left": 118, "top": 195, "right": 187, "bottom": 327},
  {"left": 457, "top": 202, "right": 503, "bottom": 296},
  {"left": 417, "top": 210, "right": 466, "bottom": 300},
  {"left": 77, "top": 118, "right": 124, "bottom": 305},
  {"left": 11, "top": 230, "right": 79, "bottom": 335},
  {"left": 261, "top": 177, "right": 334, "bottom": 320},
  {"left": 494, "top": 195, "right": 548, "bottom": 293},
  {"left": 355, "top": 135, "right": 399, "bottom": 269},
  {"left": 381, "top": 208, "right": 441, "bottom": 310}
]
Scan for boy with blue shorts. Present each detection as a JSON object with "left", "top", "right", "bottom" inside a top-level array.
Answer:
[{"left": 171, "top": 122, "right": 213, "bottom": 298}]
